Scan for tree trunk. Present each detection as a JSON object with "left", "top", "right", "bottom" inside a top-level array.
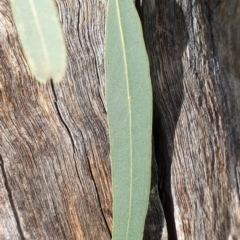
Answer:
[
  {"left": 140, "top": 0, "right": 240, "bottom": 239},
  {"left": 0, "top": 0, "right": 239, "bottom": 240}
]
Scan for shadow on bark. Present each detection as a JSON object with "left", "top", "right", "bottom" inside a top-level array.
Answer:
[{"left": 137, "top": 0, "right": 189, "bottom": 239}]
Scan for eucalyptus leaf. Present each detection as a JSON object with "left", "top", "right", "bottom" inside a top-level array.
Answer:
[
  {"left": 10, "top": 0, "right": 67, "bottom": 83},
  {"left": 105, "top": 0, "right": 152, "bottom": 239}
]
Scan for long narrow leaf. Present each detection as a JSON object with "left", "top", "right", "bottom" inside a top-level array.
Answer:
[
  {"left": 10, "top": 0, "right": 66, "bottom": 83},
  {"left": 105, "top": 0, "right": 152, "bottom": 239}
]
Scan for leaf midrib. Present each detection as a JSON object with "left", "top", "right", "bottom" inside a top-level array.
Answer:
[
  {"left": 115, "top": 0, "right": 133, "bottom": 239},
  {"left": 28, "top": 0, "right": 50, "bottom": 73}
]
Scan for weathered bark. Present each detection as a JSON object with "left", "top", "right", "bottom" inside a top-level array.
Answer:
[
  {"left": 141, "top": 0, "right": 240, "bottom": 239},
  {"left": 1, "top": 0, "right": 240, "bottom": 239},
  {"left": 0, "top": 0, "right": 112, "bottom": 239},
  {"left": 0, "top": 0, "right": 163, "bottom": 239}
]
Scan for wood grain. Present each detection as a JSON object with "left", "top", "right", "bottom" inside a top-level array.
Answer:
[
  {"left": 142, "top": 0, "right": 240, "bottom": 239},
  {"left": 0, "top": 0, "right": 111, "bottom": 239},
  {"left": 2, "top": 0, "right": 239, "bottom": 239},
  {"left": 0, "top": 0, "right": 163, "bottom": 239}
]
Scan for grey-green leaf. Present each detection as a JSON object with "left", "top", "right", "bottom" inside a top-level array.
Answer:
[
  {"left": 10, "top": 0, "right": 67, "bottom": 83},
  {"left": 105, "top": 0, "right": 152, "bottom": 239}
]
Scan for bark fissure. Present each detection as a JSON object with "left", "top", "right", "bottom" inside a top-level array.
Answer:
[
  {"left": 50, "top": 79, "right": 111, "bottom": 237},
  {"left": 87, "top": 156, "right": 111, "bottom": 237},
  {"left": 50, "top": 80, "right": 84, "bottom": 189},
  {"left": 136, "top": 1, "right": 178, "bottom": 239},
  {"left": 154, "top": 125, "right": 177, "bottom": 240},
  {"left": 78, "top": 130, "right": 112, "bottom": 237},
  {"left": 236, "top": 163, "right": 240, "bottom": 199},
  {"left": 0, "top": 155, "right": 25, "bottom": 240},
  {"left": 1, "top": 0, "right": 239, "bottom": 239},
  {"left": 205, "top": 2, "right": 216, "bottom": 60},
  {"left": 50, "top": 81, "right": 76, "bottom": 154}
]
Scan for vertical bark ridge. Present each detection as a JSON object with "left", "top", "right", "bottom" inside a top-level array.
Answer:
[{"left": 142, "top": 0, "right": 240, "bottom": 239}]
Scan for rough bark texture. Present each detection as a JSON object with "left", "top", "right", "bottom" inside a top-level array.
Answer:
[
  {"left": 0, "top": 0, "right": 112, "bottom": 239},
  {"left": 0, "top": 0, "right": 163, "bottom": 239},
  {"left": 141, "top": 0, "right": 240, "bottom": 239},
  {"left": 1, "top": 0, "right": 240, "bottom": 239}
]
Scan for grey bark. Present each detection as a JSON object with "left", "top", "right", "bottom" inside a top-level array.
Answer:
[
  {"left": 0, "top": 0, "right": 240, "bottom": 239},
  {"left": 141, "top": 0, "right": 240, "bottom": 239},
  {"left": 0, "top": 0, "right": 112, "bottom": 239},
  {"left": 0, "top": 0, "right": 163, "bottom": 239}
]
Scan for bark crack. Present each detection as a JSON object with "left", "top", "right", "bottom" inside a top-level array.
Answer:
[
  {"left": 0, "top": 155, "right": 25, "bottom": 240},
  {"left": 135, "top": 0, "right": 181, "bottom": 240},
  {"left": 50, "top": 81, "right": 75, "bottom": 151},
  {"left": 50, "top": 81, "right": 82, "bottom": 184},
  {"left": 87, "top": 156, "right": 111, "bottom": 237},
  {"left": 205, "top": 2, "right": 217, "bottom": 60},
  {"left": 75, "top": 2, "right": 111, "bottom": 235},
  {"left": 78, "top": 130, "right": 112, "bottom": 237},
  {"left": 236, "top": 162, "right": 240, "bottom": 199},
  {"left": 50, "top": 81, "right": 111, "bottom": 237}
]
